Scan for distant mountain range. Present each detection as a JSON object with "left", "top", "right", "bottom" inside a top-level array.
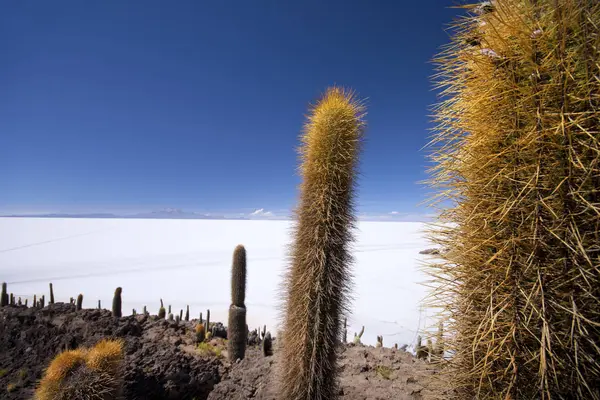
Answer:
[{"left": 1, "top": 208, "right": 279, "bottom": 220}]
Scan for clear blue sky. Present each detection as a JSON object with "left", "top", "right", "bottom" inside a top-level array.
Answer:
[{"left": 1, "top": 0, "right": 462, "bottom": 218}]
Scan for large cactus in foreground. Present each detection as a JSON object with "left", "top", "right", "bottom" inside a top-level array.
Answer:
[
  {"left": 278, "top": 87, "right": 364, "bottom": 399},
  {"left": 228, "top": 244, "right": 247, "bottom": 361},
  {"left": 428, "top": 1, "right": 600, "bottom": 398}
]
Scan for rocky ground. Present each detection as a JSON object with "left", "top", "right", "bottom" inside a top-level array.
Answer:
[{"left": 0, "top": 303, "right": 442, "bottom": 399}]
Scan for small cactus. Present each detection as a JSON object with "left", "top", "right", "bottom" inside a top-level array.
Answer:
[
  {"left": 263, "top": 332, "right": 273, "bottom": 357},
  {"left": 112, "top": 287, "right": 122, "bottom": 318},
  {"left": 49, "top": 283, "right": 55, "bottom": 304},
  {"left": 76, "top": 294, "right": 83, "bottom": 311},
  {"left": 195, "top": 323, "right": 206, "bottom": 343},
  {"left": 353, "top": 326, "right": 365, "bottom": 345},
  {"left": 185, "top": 305, "right": 189, "bottom": 321},
  {"left": 158, "top": 307, "right": 166, "bottom": 319},
  {"left": 1, "top": 282, "right": 7, "bottom": 307}
]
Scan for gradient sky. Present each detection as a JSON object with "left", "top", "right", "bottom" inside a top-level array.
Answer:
[{"left": 1, "top": 0, "right": 463, "bottom": 218}]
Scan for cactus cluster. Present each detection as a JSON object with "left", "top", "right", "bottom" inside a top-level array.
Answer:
[
  {"left": 228, "top": 244, "right": 247, "bottom": 362},
  {"left": 279, "top": 87, "right": 364, "bottom": 399},
  {"left": 35, "top": 339, "right": 124, "bottom": 400},
  {"left": 428, "top": 1, "right": 600, "bottom": 397}
]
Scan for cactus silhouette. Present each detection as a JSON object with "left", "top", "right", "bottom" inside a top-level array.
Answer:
[
  {"left": 49, "top": 283, "right": 55, "bottom": 304},
  {"left": 1, "top": 282, "right": 7, "bottom": 307},
  {"left": 263, "top": 332, "right": 273, "bottom": 357},
  {"left": 76, "top": 294, "right": 83, "bottom": 311},
  {"left": 112, "top": 287, "right": 122, "bottom": 317},
  {"left": 428, "top": 1, "right": 600, "bottom": 396},
  {"left": 228, "top": 245, "right": 247, "bottom": 361},
  {"left": 279, "top": 87, "right": 365, "bottom": 399}
]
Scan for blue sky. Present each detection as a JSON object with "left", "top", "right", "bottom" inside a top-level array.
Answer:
[{"left": 1, "top": 0, "right": 462, "bottom": 218}]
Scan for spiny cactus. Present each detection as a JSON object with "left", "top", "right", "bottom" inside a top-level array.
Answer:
[
  {"left": 228, "top": 244, "right": 247, "bottom": 362},
  {"left": 35, "top": 339, "right": 124, "bottom": 400},
  {"left": 263, "top": 332, "right": 273, "bottom": 357},
  {"left": 231, "top": 244, "right": 247, "bottom": 307},
  {"left": 1, "top": 282, "right": 7, "bottom": 307},
  {"left": 428, "top": 1, "right": 600, "bottom": 397},
  {"left": 353, "top": 326, "right": 365, "bottom": 345},
  {"left": 185, "top": 305, "right": 189, "bottom": 321},
  {"left": 76, "top": 294, "right": 83, "bottom": 311},
  {"left": 195, "top": 323, "right": 206, "bottom": 343},
  {"left": 112, "top": 287, "right": 122, "bottom": 318},
  {"left": 279, "top": 87, "right": 365, "bottom": 400},
  {"left": 49, "top": 283, "right": 55, "bottom": 304}
]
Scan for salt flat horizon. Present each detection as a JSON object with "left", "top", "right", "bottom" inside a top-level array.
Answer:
[{"left": 0, "top": 217, "right": 437, "bottom": 348}]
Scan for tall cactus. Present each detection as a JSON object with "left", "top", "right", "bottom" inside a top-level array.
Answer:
[
  {"left": 49, "top": 283, "right": 55, "bottom": 304},
  {"left": 1, "top": 282, "right": 7, "bottom": 307},
  {"left": 279, "top": 87, "right": 364, "bottom": 399},
  {"left": 76, "top": 294, "right": 83, "bottom": 311},
  {"left": 112, "top": 287, "right": 122, "bottom": 318},
  {"left": 428, "top": 1, "right": 600, "bottom": 398},
  {"left": 228, "top": 244, "right": 247, "bottom": 361}
]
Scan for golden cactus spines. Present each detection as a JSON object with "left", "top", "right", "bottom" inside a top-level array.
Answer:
[
  {"left": 428, "top": 1, "right": 600, "bottom": 398},
  {"left": 278, "top": 87, "right": 365, "bottom": 400}
]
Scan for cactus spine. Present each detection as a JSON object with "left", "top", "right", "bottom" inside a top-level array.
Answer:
[
  {"left": 112, "top": 287, "right": 122, "bottom": 318},
  {"left": 228, "top": 244, "right": 247, "bottom": 362},
  {"left": 76, "top": 294, "right": 83, "bottom": 311},
  {"left": 49, "top": 282, "right": 54, "bottom": 304},
  {"left": 428, "top": 1, "right": 600, "bottom": 398},
  {"left": 279, "top": 87, "right": 364, "bottom": 399},
  {"left": 1, "top": 282, "right": 7, "bottom": 307},
  {"left": 185, "top": 305, "right": 189, "bottom": 321}
]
